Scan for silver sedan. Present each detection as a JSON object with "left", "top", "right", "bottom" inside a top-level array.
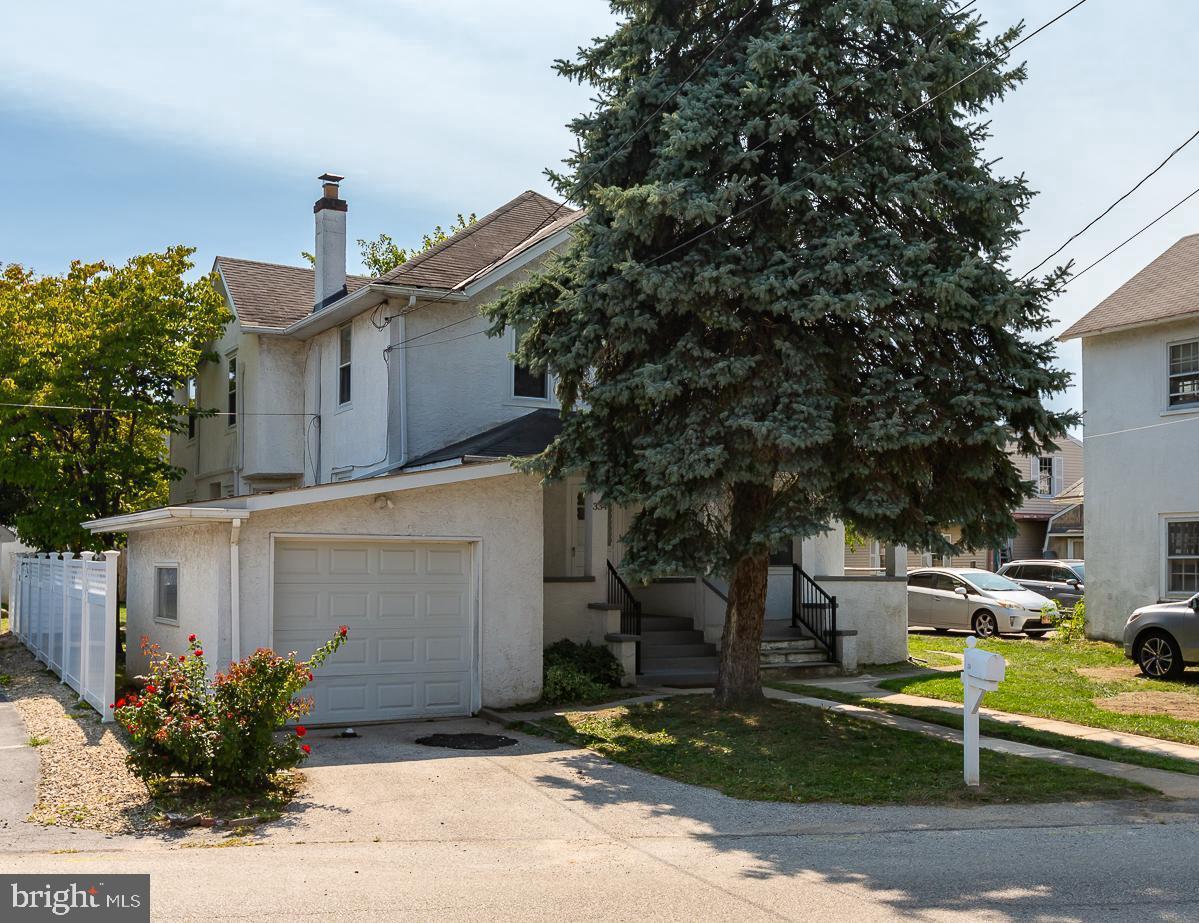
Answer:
[{"left": 907, "top": 568, "right": 1057, "bottom": 638}]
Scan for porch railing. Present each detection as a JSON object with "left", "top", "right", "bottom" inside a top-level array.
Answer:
[
  {"left": 606, "top": 560, "right": 643, "bottom": 673},
  {"left": 792, "top": 564, "right": 838, "bottom": 660}
]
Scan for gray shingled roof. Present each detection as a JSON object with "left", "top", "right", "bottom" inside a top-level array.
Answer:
[
  {"left": 1061, "top": 234, "right": 1199, "bottom": 340},
  {"left": 380, "top": 190, "right": 577, "bottom": 289},
  {"left": 215, "top": 257, "right": 371, "bottom": 329},
  {"left": 399, "top": 409, "right": 562, "bottom": 469}
]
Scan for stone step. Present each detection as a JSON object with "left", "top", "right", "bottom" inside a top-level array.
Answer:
[
  {"left": 640, "top": 642, "right": 715, "bottom": 658},
  {"left": 759, "top": 660, "right": 841, "bottom": 679},
  {"left": 759, "top": 649, "right": 829, "bottom": 666},
  {"left": 759, "top": 638, "right": 818, "bottom": 653},
  {"left": 639, "top": 629, "right": 706, "bottom": 644},
  {"left": 638, "top": 669, "right": 717, "bottom": 688},
  {"left": 641, "top": 655, "right": 719, "bottom": 671},
  {"left": 640, "top": 614, "right": 695, "bottom": 631}
]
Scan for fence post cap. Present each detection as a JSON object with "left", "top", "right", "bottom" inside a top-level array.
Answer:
[
  {"left": 102, "top": 550, "right": 121, "bottom": 561},
  {"left": 78, "top": 551, "right": 96, "bottom": 561}
]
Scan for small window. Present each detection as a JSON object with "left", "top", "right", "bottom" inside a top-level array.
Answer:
[
  {"left": 187, "top": 378, "right": 197, "bottom": 440},
  {"left": 908, "top": 573, "right": 936, "bottom": 589},
  {"left": 209, "top": 481, "right": 224, "bottom": 500},
  {"left": 1022, "top": 564, "right": 1054, "bottom": 582},
  {"left": 338, "top": 324, "right": 352, "bottom": 405},
  {"left": 1167, "top": 520, "right": 1199, "bottom": 595},
  {"left": 512, "top": 323, "right": 548, "bottom": 399},
  {"left": 226, "top": 354, "right": 238, "bottom": 427},
  {"left": 1003, "top": 564, "right": 1024, "bottom": 580},
  {"left": 1169, "top": 340, "right": 1199, "bottom": 408},
  {"left": 155, "top": 566, "right": 178, "bottom": 623},
  {"left": 330, "top": 467, "right": 353, "bottom": 483},
  {"left": 768, "top": 540, "right": 792, "bottom": 567},
  {"left": 932, "top": 574, "right": 963, "bottom": 593}
]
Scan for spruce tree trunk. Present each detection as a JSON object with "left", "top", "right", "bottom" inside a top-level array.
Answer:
[{"left": 713, "top": 483, "right": 772, "bottom": 707}]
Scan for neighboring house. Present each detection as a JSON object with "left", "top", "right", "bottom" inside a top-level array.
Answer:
[
  {"left": 1060, "top": 233, "right": 1199, "bottom": 640},
  {"left": 844, "top": 439, "right": 1085, "bottom": 573},
  {"left": 85, "top": 176, "right": 905, "bottom": 724},
  {"left": 1, "top": 525, "right": 35, "bottom": 609}
]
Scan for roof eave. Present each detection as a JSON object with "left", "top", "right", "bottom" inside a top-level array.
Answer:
[
  {"left": 280, "top": 284, "right": 469, "bottom": 338},
  {"left": 85, "top": 507, "right": 251, "bottom": 535}
]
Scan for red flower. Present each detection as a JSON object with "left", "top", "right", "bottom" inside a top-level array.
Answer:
[
  {"left": 188, "top": 634, "right": 196, "bottom": 643},
  {"left": 338, "top": 625, "right": 348, "bottom": 637},
  {"left": 144, "top": 684, "right": 156, "bottom": 694},
  {"left": 301, "top": 744, "right": 311, "bottom": 754},
  {"left": 179, "top": 655, "right": 186, "bottom": 662},
  {"left": 295, "top": 725, "right": 307, "bottom": 738},
  {"left": 307, "top": 672, "right": 314, "bottom": 682},
  {"left": 194, "top": 649, "right": 203, "bottom": 657},
  {"left": 115, "top": 698, "right": 126, "bottom": 708}
]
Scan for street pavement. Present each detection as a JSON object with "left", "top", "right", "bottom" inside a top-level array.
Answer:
[{"left": 3, "top": 716, "right": 1199, "bottom": 921}]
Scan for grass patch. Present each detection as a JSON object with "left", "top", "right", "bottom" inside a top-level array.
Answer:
[
  {"left": 27, "top": 735, "right": 51, "bottom": 747},
  {"left": 0, "top": 673, "right": 11, "bottom": 687},
  {"left": 541, "top": 695, "right": 1150, "bottom": 805},
  {"left": 148, "top": 773, "right": 299, "bottom": 825},
  {"left": 883, "top": 635, "right": 1199, "bottom": 746},
  {"left": 772, "top": 683, "right": 1199, "bottom": 778}
]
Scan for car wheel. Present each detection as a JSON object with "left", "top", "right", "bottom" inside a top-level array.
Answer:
[
  {"left": 1136, "top": 631, "right": 1185, "bottom": 681},
  {"left": 972, "top": 610, "right": 998, "bottom": 639}
]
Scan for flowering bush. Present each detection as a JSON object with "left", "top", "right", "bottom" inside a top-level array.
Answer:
[{"left": 113, "top": 627, "right": 349, "bottom": 791}]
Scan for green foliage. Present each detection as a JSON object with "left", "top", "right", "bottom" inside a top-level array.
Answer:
[
  {"left": 544, "top": 639, "right": 623, "bottom": 687},
  {"left": 113, "top": 628, "right": 348, "bottom": 791},
  {"left": 1051, "top": 598, "right": 1087, "bottom": 644},
  {"left": 485, "top": 1, "right": 1076, "bottom": 588},
  {"left": 542, "top": 664, "right": 608, "bottom": 705},
  {"left": 0, "top": 248, "right": 230, "bottom": 551}
]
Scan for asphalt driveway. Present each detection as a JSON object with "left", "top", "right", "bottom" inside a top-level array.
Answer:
[{"left": 5, "top": 716, "right": 1199, "bottom": 920}]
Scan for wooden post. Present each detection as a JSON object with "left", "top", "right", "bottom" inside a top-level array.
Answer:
[{"left": 101, "top": 551, "right": 120, "bottom": 723}]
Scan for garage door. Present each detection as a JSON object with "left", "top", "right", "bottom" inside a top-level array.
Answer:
[{"left": 273, "top": 539, "right": 474, "bottom": 724}]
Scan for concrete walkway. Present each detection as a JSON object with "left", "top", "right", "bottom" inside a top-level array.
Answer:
[{"left": 762, "top": 687, "right": 1199, "bottom": 799}]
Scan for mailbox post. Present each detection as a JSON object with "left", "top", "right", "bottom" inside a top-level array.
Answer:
[{"left": 961, "top": 636, "right": 1005, "bottom": 786}]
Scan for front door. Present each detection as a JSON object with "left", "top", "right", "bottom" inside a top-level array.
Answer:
[{"left": 569, "top": 484, "right": 587, "bottom": 576}]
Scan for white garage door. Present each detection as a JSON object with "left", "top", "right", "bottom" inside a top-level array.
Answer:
[{"left": 273, "top": 539, "right": 474, "bottom": 724}]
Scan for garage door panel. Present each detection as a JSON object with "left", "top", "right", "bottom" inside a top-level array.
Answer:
[{"left": 274, "top": 539, "right": 473, "bottom": 723}]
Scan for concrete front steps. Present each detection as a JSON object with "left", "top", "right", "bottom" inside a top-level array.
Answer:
[{"left": 637, "top": 616, "right": 839, "bottom": 687}]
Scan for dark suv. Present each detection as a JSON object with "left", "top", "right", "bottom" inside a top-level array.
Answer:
[{"left": 996, "top": 560, "right": 1084, "bottom": 608}]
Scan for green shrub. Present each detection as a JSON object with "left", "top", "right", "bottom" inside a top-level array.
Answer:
[
  {"left": 113, "top": 628, "right": 348, "bottom": 791},
  {"left": 1050, "top": 598, "right": 1087, "bottom": 644},
  {"left": 544, "top": 639, "right": 623, "bottom": 687},
  {"left": 541, "top": 664, "right": 607, "bottom": 705}
]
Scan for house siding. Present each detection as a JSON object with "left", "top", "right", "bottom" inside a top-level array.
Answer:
[{"left": 1080, "top": 316, "right": 1199, "bottom": 639}]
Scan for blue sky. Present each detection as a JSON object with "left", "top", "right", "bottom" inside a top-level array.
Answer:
[{"left": 2, "top": 1, "right": 1197, "bottom": 419}]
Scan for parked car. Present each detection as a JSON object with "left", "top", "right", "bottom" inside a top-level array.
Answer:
[
  {"left": 1122, "top": 595, "right": 1199, "bottom": 680},
  {"left": 907, "top": 567, "right": 1056, "bottom": 638},
  {"left": 997, "top": 559, "right": 1085, "bottom": 608}
]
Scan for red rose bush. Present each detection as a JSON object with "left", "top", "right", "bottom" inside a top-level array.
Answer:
[{"left": 113, "top": 629, "right": 348, "bottom": 791}]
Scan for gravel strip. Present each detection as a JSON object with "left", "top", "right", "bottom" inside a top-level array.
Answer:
[{"left": 0, "top": 631, "right": 156, "bottom": 834}]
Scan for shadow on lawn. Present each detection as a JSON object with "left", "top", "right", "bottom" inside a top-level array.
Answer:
[{"left": 525, "top": 700, "right": 1198, "bottom": 922}]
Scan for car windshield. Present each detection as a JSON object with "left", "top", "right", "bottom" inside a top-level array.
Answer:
[{"left": 961, "top": 571, "right": 1024, "bottom": 592}]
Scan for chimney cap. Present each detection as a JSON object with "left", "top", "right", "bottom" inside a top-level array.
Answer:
[{"left": 318, "top": 172, "right": 345, "bottom": 184}]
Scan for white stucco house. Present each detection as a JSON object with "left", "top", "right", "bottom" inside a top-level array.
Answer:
[
  {"left": 85, "top": 176, "right": 906, "bottom": 724},
  {"left": 1061, "top": 233, "right": 1199, "bottom": 640}
]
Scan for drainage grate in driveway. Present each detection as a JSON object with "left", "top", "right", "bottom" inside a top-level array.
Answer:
[{"left": 415, "top": 733, "right": 518, "bottom": 750}]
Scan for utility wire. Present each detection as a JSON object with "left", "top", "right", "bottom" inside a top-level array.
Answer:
[{"left": 1022, "top": 125, "right": 1199, "bottom": 279}]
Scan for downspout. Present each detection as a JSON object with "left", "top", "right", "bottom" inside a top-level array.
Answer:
[
  {"left": 230, "top": 519, "right": 241, "bottom": 661},
  {"left": 386, "top": 296, "right": 412, "bottom": 468}
]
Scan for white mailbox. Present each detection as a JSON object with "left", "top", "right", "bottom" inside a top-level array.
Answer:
[{"left": 961, "top": 636, "right": 1005, "bottom": 787}]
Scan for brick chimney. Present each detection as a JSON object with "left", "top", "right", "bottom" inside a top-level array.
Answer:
[{"left": 313, "top": 173, "right": 347, "bottom": 311}]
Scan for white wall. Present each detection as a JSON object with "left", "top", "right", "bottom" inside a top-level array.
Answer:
[
  {"left": 1081, "top": 317, "right": 1199, "bottom": 639},
  {"left": 813, "top": 576, "right": 908, "bottom": 667},
  {"left": 125, "top": 522, "right": 231, "bottom": 678},
  {"left": 1, "top": 537, "right": 36, "bottom": 606}
]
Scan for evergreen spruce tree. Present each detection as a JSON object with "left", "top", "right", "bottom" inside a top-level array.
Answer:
[{"left": 486, "top": 0, "right": 1076, "bottom": 704}]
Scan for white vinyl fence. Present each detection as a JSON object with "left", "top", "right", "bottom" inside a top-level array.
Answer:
[{"left": 9, "top": 551, "right": 119, "bottom": 722}]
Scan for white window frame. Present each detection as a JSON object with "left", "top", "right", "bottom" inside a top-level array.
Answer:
[
  {"left": 337, "top": 323, "right": 353, "bottom": 408},
  {"left": 1162, "top": 514, "right": 1199, "bottom": 598},
  {"left": 153, "top": 563, "right": 180, "bottom": 624},
  {"left": 226, "top": 350, "right": 238, "bottom": 428},
  {"left": 1166, "top": 337, "right": 1199, "bottom": 413},
  {"left": 507, "top": 324, "right": 553, "bottom": 405},
  {"left": 1032, "top": 455, "right": 1063, "bottom": 498}
]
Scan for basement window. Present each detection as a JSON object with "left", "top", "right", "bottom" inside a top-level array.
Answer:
[
  {"left": 338, "top": 324, "right": 352, "bottom": 405},
  {"left": 154, "top": 565, "right": 179, "bottom": 623}
]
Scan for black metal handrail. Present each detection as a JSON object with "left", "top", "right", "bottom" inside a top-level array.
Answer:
[
  {"left": 792, "top": 565, "right": 838, "bottom": 660},
  {"left": 607, "top": 560, "right": 643, "bottom": 673}
]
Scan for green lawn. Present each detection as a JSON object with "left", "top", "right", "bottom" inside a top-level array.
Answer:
[
  {"left": 880, "top": 635, "right": 1199, "bottom": 745},
  {"left": 773, "top": 681, "right": 1199, "bottom": 777},
  {"left": 536, "top": 695, "right": 1150, "bottom": 805}
]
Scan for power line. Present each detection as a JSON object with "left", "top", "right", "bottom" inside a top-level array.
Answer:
[{"left": 1022, "top": 125, "right": 1199, "bottom": 279}]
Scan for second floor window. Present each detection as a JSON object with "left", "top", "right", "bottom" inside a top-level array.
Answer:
[
  {"left": 1035, "top": 455, "right": 1062, "bottom": 497},
  {"left": 186, "top": 377, "right": 197, "bottom": 440},
  {"left": 1168, "top": 339, "right": 1199, "bottom": 408},
  {"left": 338, "top": 324, "right": 352, "bottom": 405},
  {"left": 512, "top": 323, "right": 548, "bottom": 399},
  {"left": 227, "top": 354, "right": 237, "bottom": 427}
]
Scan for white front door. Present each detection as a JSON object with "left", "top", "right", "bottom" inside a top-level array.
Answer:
[
  {"left": 273, "top": 538, "right": 474, "bottom": 724},
  {"left": 568, "top": 480, "right": 587, "bottom": 577}
]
